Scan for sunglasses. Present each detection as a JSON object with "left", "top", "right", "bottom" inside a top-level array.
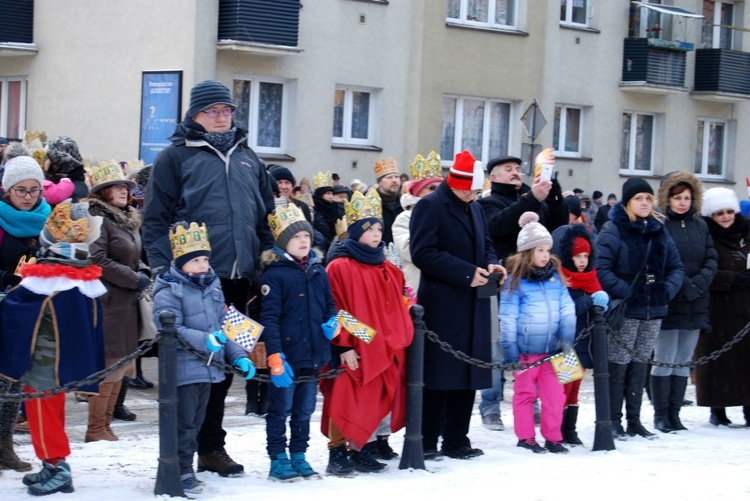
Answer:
[{"left": 713, "top": 209, "right": 735, "bottom": 217}]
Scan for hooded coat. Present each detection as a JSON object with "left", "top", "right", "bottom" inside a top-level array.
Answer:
[{"left": 656, "top": 172, "right": 717, "bottom": 331}]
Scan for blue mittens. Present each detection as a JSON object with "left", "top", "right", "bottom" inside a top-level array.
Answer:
[
  {"left": 268, "top": 353, "right": 294, "bottom": 388},
  {"left": 233, "top": 358, "right": 256, "bottom": 380},
  {"left": 591, "top": 291, "right": 609, "bottom": 312},
  {"left": 206, "top": 331, "right": 227, "bottom": 352},
  {"left": 321, "top": 316, "right": 338, "bottom": 340}
]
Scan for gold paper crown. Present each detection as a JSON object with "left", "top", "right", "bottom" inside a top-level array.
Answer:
[
  {"left": 86, "top": 160, "right": 128, "bottom": 190},
  {"left": 123, "top": 160, "right": 145, "bottom": 177},
  {"left": 170, "top": 222, "right": 211, "bottom": 260},
  {"left": 268, "top": 205, "right": 308, "bottom": 241},
  {"left": 45, "top": 204, "right": 91, "bottom": 243},
  {"left": 345, "top": 189, "right": 382, "bottom": 224},
  {"left": 374, "top": 157, "right": 398, "bottom": 179},
  {"left": 23, "top": 130, "right": 48, "bottom": 167},
  {"left": 410, "top": 151, "right": 443, "bottom": 181},
  {"left": 313, "top": 171, "right": 333, "bottom": 190}
]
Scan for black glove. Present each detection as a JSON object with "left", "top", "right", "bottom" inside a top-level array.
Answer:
[
  {"left": 731, "top": 269, "right": 750, "bottom": 287},
  {"left": 135, "top": 272, "right": 151, "bottom": 292},
  {"left": 545, "top": 178, "right": 563, "bottom": 206}
]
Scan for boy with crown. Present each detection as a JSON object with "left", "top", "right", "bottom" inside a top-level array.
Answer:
[
  {"left": 0, "top": 200, "right": 106, "bottom": 496},
  {"left": 320, "top": 189, "right": 414, "bottom": 476},
  {"left": 152, "top": 222, "right": 255, "bottom": 495},
  {"left": 259, "top": 205, "right": 337, "bottom": 482}
]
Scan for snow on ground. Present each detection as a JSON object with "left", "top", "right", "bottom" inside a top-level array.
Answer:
[{"left": 3, "top": 359, "right": 749, "bottom": 501}]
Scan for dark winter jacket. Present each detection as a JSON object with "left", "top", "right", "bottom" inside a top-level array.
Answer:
[
  {"left": 312, "top": 196, "right": 344, "bottom": 256},
  {"left": 594, "top": 202, "right": 684, "bottom": 320},
  {"left": 378, "top": 188, "right": 403, "bottom": 245},
  {"left": 0, "top": 230, "right": 38, "bottom": 290},
  {"left": 477, "top": 180, "right": 568, "bottom": 260},
  {"left": 594, "top": 204, "right": 612, "bottom": 232},
  {"left": 656, "top": 173, "right": 717, "bottom": 331},
  {"left": 259, "top": 247, "right": 336, "bottom": 371},
  {"left": 143, "top": 122, "right": 275, "bottom": 280}
]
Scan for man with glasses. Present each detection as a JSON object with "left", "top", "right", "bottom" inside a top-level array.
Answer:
[{"left": 144, "top": 80, "right": 275, "bottom": 478}]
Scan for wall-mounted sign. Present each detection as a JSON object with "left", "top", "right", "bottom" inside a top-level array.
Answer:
[{"left": 139, "top": 71, "right": 182, "bottom": 164}]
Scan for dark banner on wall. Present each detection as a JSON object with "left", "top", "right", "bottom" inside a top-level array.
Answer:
[{"left": 139, "top": 71, "right": 182, "bottom": 164}]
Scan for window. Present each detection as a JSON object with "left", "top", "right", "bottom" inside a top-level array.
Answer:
[
  {"left": 232, "top": 77, "right": 293, "bottom": 155},
  {"left": 628, "top": 0, "right": 663, "bottom": 39},
  {"left": 0, "top": 77, "right": 27, "bottom": 140},
  {"left": 441, "top": 95, "right": 511, "bottom": 164},
  {"left": 332, "top": 86, "right": 381, "bottom": 146},
  {"left": 695, "top": 118, "right": 727, "bottom": 177},
  {"left": 620, "top": 111, "right": 655, "bottom": 173},
  {"left": 702, "top": 1, "right": 735, "bottom": 49},
  {"left": 560, "top": 0, "right": 589, "bottom": 27},
  {"left": 447, "top": 0, "right": 517, "bottom": 29},
  {"left": 553, "top": 105, "right": 583, "bottom": 156}
]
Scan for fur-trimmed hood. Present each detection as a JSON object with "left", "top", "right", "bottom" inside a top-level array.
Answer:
[
  {"left": 551, "top": 223, "right": 596, "bottom": 272},
  {"left": 657, "top": 171, "right": 703, "bottom": 218},
  {"left": 260, "top": 245, "right": 324, "bottom": 271},
  {"left": 87, "top": 197, "right": 141, "bottom": 232}
]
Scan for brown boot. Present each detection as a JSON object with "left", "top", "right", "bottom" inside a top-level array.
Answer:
[
  {"left": 85, "top": 382, "right": 117, "bottom": 442},
  {"left": 0, "top": 436, "right": 32, "bottom": 471},
  {"left": 104, "top": 380, "right": 122, "bottom": 440}
]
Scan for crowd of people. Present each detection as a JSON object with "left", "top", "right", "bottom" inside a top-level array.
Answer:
[{"left": 0, "top": 79, "right": 748, "bottom": 496}]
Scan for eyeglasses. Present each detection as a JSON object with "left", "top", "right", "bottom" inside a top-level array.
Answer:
[
  {"left": 201, "top": 108, "right": 235, "bottom": 118},
  {"left": 713, "top": 209, "right": 735, "bottom": 217},
  {"left": 11, "top": 187, "right": 41, "bottom": 198},
  {"left": 426, "top": 185, "right": 437, "bottom": 191},
  {"left": 110, "top": 184, "right": 130, "bottom": 191}
]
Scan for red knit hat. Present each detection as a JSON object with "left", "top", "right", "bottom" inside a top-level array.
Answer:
[
  {"left": 572, "top": 236, "right": 591, "bottom": 257},
  {"left": 447, "top": 151, "right": 483, "bottom": 190}
]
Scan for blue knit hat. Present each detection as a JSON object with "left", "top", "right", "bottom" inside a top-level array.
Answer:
[{"left": 186, "top": 80, "right": 236, "bottom": 118}]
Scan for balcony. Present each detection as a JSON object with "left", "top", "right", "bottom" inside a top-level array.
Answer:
[
  {"left": 692, "top": 48, "right": 750, "bottom": 103},
  {"left": 620, "top": 38, "right": 689, "bottom": 95},
  {"left": 0, "top": 0, "right": 37, "bottom": 57},
  {"left": 217, "top": 0, "right": 303, "bottom": 56}
]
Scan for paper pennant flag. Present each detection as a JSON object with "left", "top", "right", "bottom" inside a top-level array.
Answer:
[
  {"left": 336, "top": 310, "right": 377, "bottom": 344},
  {"left": 222, "top": 304, "right": 264, "bottom": 353}
]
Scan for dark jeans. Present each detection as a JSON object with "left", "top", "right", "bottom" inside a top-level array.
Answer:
[
  {"left": 422, "top": 388, "right": 476, "bottom": 451},
  {"left": 265, "top": 368, "right": 318, "bottom": 457},
  {"left": 197, "top": 277, "right": 250, "bottom": 455},
  {"left": 178, "top": 382, "right": 211, "bottom": 475}
]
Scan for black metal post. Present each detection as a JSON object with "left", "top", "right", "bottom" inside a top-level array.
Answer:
[
  {"left": 154, "top": 311, "right": 185, "bottom": 497},
  {"left": 399, "top": 305, "right": 426, "bottom": 470},
  {"left": 591, "top": 306, "right": 615, "bottom": 451}
]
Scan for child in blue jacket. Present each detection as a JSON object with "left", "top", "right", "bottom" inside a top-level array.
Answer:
[
  {"left": 153, "top": 222, "right": 254, "bottom": 495},
  {"left": 260, "top": 206, "right": 337, "bottom": 482},
  {"left": 501, "top": 212, "right": 576, "bottom": 454}
]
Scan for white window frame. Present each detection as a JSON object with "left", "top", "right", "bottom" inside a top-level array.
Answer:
[
  {"left": 705, "top": 0, "right": 736, "bottom": 49},
  {"left": 232, "top": 76, "right": 293, "bottom": 155},
  {"left": 441, "top": 94, "right": 514, "bottom": 165},
  {"left": 560, "top": 0, "right": 592, "bottom": 28},
  {"left": 332, "top": 85, "right": 381, "bottom": 147},
  {"left": 0, "top": 77, "right": 27, "bottom": 140},
  {"left": 695, "top": 118, "right": 728, "bottom": 179},
  {"left": 553, "top": 104, "right": 585, "bottom": 158},
  {"left": 447, "top": 0, "right": 519, "bottom": 30},
  {"left": 620, "top": 111, "right": 658, "bottom": 174}
]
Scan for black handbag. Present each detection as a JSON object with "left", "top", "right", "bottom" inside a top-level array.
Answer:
[{"left": 604, "top": 239, "right": 652, "bottom": 331}]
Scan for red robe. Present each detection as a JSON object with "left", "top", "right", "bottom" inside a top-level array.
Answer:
[{"left": 320, "top": 256, "right": 414, "bottom": 449}]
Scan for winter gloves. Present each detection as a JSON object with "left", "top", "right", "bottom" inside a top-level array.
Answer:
[
  {"left": 321, "top": 316, "right": 338, "bottom": 340},
  {"left": 591, "top": 291, "right": 609, "bottom": 311},
  {"left": 136, "top": 272, "right": 151, "bottom": 292},
  {"left": 233, "top": 358, "right": 256, "bottom": 380},
  {"left": 206, "top": 330, "right": 227, "bottom": 352},
  {"left": 268, "top": 353, "right": 294, "bottom": 388}
]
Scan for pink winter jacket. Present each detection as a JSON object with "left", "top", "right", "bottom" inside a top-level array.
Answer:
[{"left": 42, "top": 178, "right": 75, "bottom": 205}]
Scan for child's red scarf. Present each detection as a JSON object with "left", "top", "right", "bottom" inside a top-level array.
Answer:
[{"left": 561, "top": 267, "right": 602, "bottom": 294}]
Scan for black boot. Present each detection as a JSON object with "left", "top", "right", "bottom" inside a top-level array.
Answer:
[
  {"left": 710, "top": 407, "right": 732, "bottom": 426},
  {"left": 668, "top": 376, "right": 688, "bottom": 431},
  {"left": 608, "top": 362, "right": 627, "bottom": 439},
  {"left": 650, "top": 375, "right": 675, "bottom": 433},
  {"left": 625, "top": 362, "right": 655, "bottom": 438},
  {"left": 245, "top": 379, "right": 259, "bottom": 415},
  {"left": 561, "top": 405, "right": 583, "bottom": 446},
  {"left": 113, "top": 377, "right": 136, "bottom": 421}
]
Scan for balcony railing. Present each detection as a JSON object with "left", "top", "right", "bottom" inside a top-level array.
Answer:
[
  {"left": 694, "top": 48, "right": 750, "bottom": 98},
  {"left": 621, "top": 38, "right": 688, "bottom": 91},
  {"left": 218, "top": 0, "right": 299, "bottom": 48}
]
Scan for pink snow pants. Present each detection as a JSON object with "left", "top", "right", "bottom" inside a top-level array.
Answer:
[{"left": 512, "top": 353, "right": 565, "bottom": 442}]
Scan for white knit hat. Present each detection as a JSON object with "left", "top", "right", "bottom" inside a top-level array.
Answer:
[
  {"left": 2, "top": 155, "right": 45, "bottom": 192},
  {"left": 702, "top": 187, "right": 739, "bottom": 217},
  {"left": 517, "top": 211, "right": 553, "bottom": 252}
]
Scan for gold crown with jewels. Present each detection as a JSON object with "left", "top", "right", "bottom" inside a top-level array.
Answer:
[
  {"left": 86, "top": 160, "right": 130, "bottom": 190},
  {"left": 268, "top": 205, "right": 307, "bottom": 241},
  {"left": 345, "top": 189, "right": 382, "bottom": 224},
  {"left": 170, "top": 222, "right": 211, "bottom": 260},
  {"left": 313, "top": 171, "right": 333, "bottom": 190},
  {"left": 410, "top": 151, "right": 443, "bottom": 181},
  {"left": 374, "top": 157, "right": 398, "bottom": 179}
]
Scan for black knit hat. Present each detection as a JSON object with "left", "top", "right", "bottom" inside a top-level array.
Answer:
[
  {"left": 565, "top": 195, "right": 582, "bottom": 218},
  {"left": 592, "top": 190, "right": 603, "bottom": 200},
  {"left": 621, "top": 177, "right": 653, "bottom": 206},
  {"left": 186, "top": 80, "right": 235, "bottom": 118},
  {"left": 270, "top": 166, "right": 296, "bottom": 186}
]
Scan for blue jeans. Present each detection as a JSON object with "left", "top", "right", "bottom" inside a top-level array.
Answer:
[
  {"left": 265, "top": 368, "right": 318, "bottom": 457},
  {"left": 479, "top": 339, "right": 505, "bottom": 418}
]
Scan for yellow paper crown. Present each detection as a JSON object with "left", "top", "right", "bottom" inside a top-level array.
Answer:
[
  {"left": 123, "top": 160, "right": 145, "bottom": 177},
  {"left": 268, "top": 205, "right": 308, "bottom": 241},
  {"left": 86, "top": 160, "right": 129, "bottom": 190},
  {"left": 313, "top": 171, "right": 333, "bottom": 190},
  {"left": 374, "top": 157, "right": 398, "bottom": 179},
  {"left": 345, "top": 189, "right": 382, "bottom": 224},
  {"left": 170, "top": 222, "right": 211, "bottom": 261},
  {"left": 45, "top": 203, "right": 91, "bottom": 243},
  {"left": 410, "top": 151, "right": 443, "bottom": 181}
]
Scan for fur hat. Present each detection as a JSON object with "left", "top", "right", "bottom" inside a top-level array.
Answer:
[
  {"left": 447, "top": 151, "right": 483, "bottom": 191},
  {"left": 517, "top": 212, "right": 553, "bottom": 252},
  {"left": 702, "top": 187, "right": 740, "bottom": 217},
  {"left": 2, "top": 155, "right": 45, "bottom": 192},
  {"left": 186, "top": 80, "right": 235, "bottom": 118},
  {"left": 622, "top": 177, "right": 653, "bottom": 206}
]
